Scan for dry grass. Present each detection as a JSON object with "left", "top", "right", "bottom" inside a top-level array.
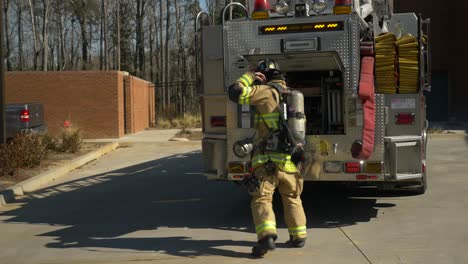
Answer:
[
  {"left": 427, "top": 127, "right": 444, "bottom": 134},
  {"left": 156, "top": 115, "right": 201, "bottom": 129}
]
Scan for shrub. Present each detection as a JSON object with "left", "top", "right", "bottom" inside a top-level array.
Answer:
[
  {"left": 60, "top": 128, "right": 83, "bottom": 153},
  {"left": 0, "top": 144, "right": 17, "bottom": 176},
  {"left": 156, "top": 119, "right": 171, "bottom": 129},
  {"left": 41, "top": 133, "right": 58, "bottom": 151},
  {"left": 0, "top": 133, "right": 48, "bottom": 176}
]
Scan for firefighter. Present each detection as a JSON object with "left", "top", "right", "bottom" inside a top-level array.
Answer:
[{"left": 228, "top": 59, "right": 307, "bottom": 257}]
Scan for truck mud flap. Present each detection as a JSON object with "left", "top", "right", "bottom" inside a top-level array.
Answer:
[{"left": 384, "top": 136, "right": 423, "bottom": 181}]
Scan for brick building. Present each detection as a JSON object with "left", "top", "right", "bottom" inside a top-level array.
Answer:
[{"left": 6, "top": 71, "right": 155, "bottom": 139}]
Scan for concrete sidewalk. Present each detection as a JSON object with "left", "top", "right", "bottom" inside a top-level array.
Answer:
[{"left": 85, "top": 129, "right": 196, "bottom": 143}]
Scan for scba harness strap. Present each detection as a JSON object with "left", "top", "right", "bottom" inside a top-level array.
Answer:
[{"left": 252, "top": 83, "right": 301, "bottom": 166}]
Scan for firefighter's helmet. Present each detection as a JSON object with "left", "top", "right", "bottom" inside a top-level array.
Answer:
[
  {"left": 257, "top": 59, "right": 285, "bottom": 81},
  {"left": 257, "top": 59, "right": 280, "bottom": 73}
]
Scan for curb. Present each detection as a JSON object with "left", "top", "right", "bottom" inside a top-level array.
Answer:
[
  {"left": 0, "top": 142, "right": 119, "bottom": 207},
  {"left": 169, "top": 137, "right": 190, "bottom": 142}
]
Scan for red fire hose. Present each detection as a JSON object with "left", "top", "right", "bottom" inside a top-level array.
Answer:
[{"left": 357, "top": 56, "right": 376, "bottom": 160}]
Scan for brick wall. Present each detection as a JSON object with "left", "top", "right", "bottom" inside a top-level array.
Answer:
[
  {"left": 6, "top": 71, "right": 154, "bottom": 138},
  {"left": 124, "top": 75, "right": 155, "bottom": 134}
]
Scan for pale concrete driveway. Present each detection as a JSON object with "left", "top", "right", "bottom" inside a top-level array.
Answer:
[{"left": 0, "top": 131, "right": 467, "bottom": 264}]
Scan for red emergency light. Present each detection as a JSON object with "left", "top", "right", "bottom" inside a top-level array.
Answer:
[
  {"left": 252, "top": 0, "right": 270, "bottom": 19},
  {"left": 253, "top": 0, "right": 270, "bottom": 11},
  {"left": 334, "top": 0, "right": 352, "bottom": 14},
  {"left": 335, "top": 0, "right": 352, "bottom": 5}
]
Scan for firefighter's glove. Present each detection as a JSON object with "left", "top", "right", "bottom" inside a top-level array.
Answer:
[
  {"left": 253, "top": 72, "right": 267, "bottom": 84},
  {"left": 240, "top": 174, "right": 261, "bottom": 193}
]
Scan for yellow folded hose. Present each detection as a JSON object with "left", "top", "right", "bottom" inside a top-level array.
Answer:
[
  {"left": 396, "top": 34, "right": 419, "bottom": 93},
  {"left": 375, "top": 33, "right": 396, "bottom": 42},
  {"left": 375, "top": 33, "right": 397, "bottom": 94}
]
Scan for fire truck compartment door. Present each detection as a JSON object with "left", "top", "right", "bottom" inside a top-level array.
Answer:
[
  {"left": 201, "top": 25, "right": 227, "bottom": 134},
  {"left": 385, "top": 136, "right": 423, "bottom": 181},
  {"left": 202, "top": 25, "right": 224, "bottom": 94},
  {"left": 243, "top": 52, "right": 344, "bottom": 72}
]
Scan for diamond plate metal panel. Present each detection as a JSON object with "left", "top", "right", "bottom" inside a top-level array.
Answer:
[{"left": 374, "top": 94, "right": 386, "bottom": 162}]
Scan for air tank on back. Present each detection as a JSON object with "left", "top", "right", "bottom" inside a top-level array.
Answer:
[{"left": 287, "top": 90, "right": 306, "bottom": 144}]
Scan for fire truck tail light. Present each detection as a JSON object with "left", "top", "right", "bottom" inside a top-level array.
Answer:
[
  {"left": 211, "top": 116, "right": 226, "bottom": 127},
  {"left": 252, "top": 0, "right": 270, "bottom": 19},
  {"left": 345, "top": 162, "right": 362, "bottom": 173},
  {"left": 356, "top": 175, "right": 378, "bottom": 180},
  {"left": 395, "top": 113, "right": 415, "bottom": 125},
  {"left": 356, "top": 175, "right": 367, "bottom": 180},
  {"left": 20, "top": 109, "right": 30, "bottom": 123},
  {"left": 334, "top": 0, "right": 352, "bottom": 14}
]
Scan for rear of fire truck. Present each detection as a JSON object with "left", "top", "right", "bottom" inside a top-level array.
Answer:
[{"left": 196, "top": 0, "right": 431, "bottom": 194}]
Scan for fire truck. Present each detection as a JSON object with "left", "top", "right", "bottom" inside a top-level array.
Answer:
[{"left": 196, "top": 0, "right": 431, "bottom": 194}]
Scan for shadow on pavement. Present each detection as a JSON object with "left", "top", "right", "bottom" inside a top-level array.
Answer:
[{"left": 0, "top": 151, "right": 390, "bottom": 259}]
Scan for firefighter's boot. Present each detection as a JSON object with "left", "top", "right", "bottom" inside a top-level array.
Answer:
[
  {"left": 286, "top": 235, "right": 306, "bottom": 248},
  {"left": 251, "top": 234, "right": 277, "bottom": 257}
]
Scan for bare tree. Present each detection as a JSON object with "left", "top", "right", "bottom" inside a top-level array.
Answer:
[
  {"left": 102, "top": 0, "right": 108, "bottom": 69},
  {"left": 148, "top": 7, "right": 154, "bottom": 82},
  {"left": 4, "top": 0, "right": 12, "bottom": 70},
  {"left": 28, "top": 0, "right": 41, "bottom": 70},
  {"left": 135, "top": 0, "right": 147, "bottom": 77},
  {"left": 14, "top": 0, "right": 25, "bottom": 70},
  {"left": 165, "top": 0, "right": 170, "bottom": 119},
  {"left": 41, "top": 0, "right": 50, "bottom": 71},
  {"left": 57, "top": 0, "right": 66, "bottom": 70},
  {"left": 175, "top": 0, "right": 183, "bottom": 116},
  {"left": 99, "top": 0, "right": 103, "bottom": 69},
  {"left": 116, "top": 0, "right": 120, "bottom": 70},
  {"left": 70, "top": 0, "right": 97, "bottom": 69},
  {"left": 99, "top": 0, "right": 109, "bottom": 70}
]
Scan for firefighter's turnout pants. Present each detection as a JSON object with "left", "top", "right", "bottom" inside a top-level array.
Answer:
[{"left": 251, "top": 164, "right": 307, "bottom": 240}]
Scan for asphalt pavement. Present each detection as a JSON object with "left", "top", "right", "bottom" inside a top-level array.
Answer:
[{"left": 0, "top": 132, "right": 467, "bottom": 264}]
